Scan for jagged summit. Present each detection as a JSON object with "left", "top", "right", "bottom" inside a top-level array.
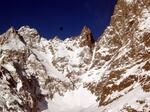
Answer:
[
  {"left": 18, "top": 26, "right": 39, "bottom": 35},
  {"left": 51, "top": 36, "right": 62, "bottom": 42},
  {"left": 81, "top": 26, "right": 92, "bottom": 35},
  {"left": 79, "top": 26, "right": 95, "bottom": 48},
  {"left": 7, "top": 26, "right": 17, "bottom": 33}
]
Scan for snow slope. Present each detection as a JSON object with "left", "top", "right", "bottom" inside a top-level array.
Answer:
[{"left": 46, "top": 85, "right": 98, "bottom": 112}]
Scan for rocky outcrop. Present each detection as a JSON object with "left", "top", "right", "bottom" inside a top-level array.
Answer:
[{"left": 79, "top": 26, "right": 95, "bottom": 48}]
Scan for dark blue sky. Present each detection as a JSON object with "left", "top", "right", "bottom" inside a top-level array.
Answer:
[{"left": 0, "top": 0, "right": 116, "bottom": 39}]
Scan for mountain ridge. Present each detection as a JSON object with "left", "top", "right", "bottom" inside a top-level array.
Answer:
[{"left": 0, "top": 0, "right": 150, "bottom": 112}]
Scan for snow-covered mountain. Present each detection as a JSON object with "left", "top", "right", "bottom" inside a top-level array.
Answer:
[{"left": 0, "top": 0, "right": 149, "bottom": 112}]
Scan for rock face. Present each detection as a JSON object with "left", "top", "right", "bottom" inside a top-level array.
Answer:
[
  {"left": 79, "top": 26, "right": 95, "bottom": 48},
  {"left": 85, "top": 0, "right": 150, "bottom": 111},
  {"left": 0, "top": 0, "right": 150, "bottom": 112}
]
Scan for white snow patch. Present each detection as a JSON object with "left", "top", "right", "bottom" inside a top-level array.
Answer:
[
  {"left": 2, "top": 63, "right": 16, "bottom": 72},
  {"left": 81, "top": 69, "right": 102, "bottom": 83},
  {"left": 97, "top": 47, "right": 109, "bottom": 57},
  {"left": 16, "top": 79, "right": 22, "bottom": 92},
  {"left": 31, "top": 49, "right": 66, "bottom": 81},
  {"left": 138, "top": 9, "right": 150, "bottom": 33},
  {"left": 125, "top": 0, "right": 134, "bottom": 4},
  {"left": 44, "top": 86, "right": 98, "bottom": 112}
]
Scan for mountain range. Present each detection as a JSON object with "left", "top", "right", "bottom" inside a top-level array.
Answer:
[{"left": 0, "top": 0, "right": 150, "bottom": 111}]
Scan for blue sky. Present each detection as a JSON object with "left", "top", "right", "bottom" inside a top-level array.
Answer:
[{"left": 0, "top": 0, "right": 116, "bottom": 40}]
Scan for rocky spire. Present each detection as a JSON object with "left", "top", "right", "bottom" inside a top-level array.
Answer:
[
  {"left": 79, "top": 26, "right": 95, "bottom": 48},
  {"left": 81, "top": 26, "right": 92, "bottom": 35}
]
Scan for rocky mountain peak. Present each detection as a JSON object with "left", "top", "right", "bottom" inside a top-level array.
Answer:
[
  {"left": 0, "top": 27, "right": 26, "bottom": 48},
  {"left": 81, "top": 26, "right": 92, "bottom": 35},
  {"left": 51, "top": 36, "right": 62, "bottom": 42},
  {"left": 79, "top": 26, "right": 95, "bottom": 48},
  {"left": 17, "top": 26, "right": 41, "bottom": 46},
  {"left": 18, "top": 26, "right": 39, "bottom": 36},
  {"left": 7, "top": 26, "right": 17, "bottom": 34}
]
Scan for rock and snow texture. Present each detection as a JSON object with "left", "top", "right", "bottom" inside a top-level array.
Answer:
[
  {"left": 85, "top": 0, "right": 150, "bottom": 111},
  {"left": 0, "top": 25, "right": 95, "bottom": 112},
  {"left": 0, "top": 0, "right": 150, "bottom": 112}
]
